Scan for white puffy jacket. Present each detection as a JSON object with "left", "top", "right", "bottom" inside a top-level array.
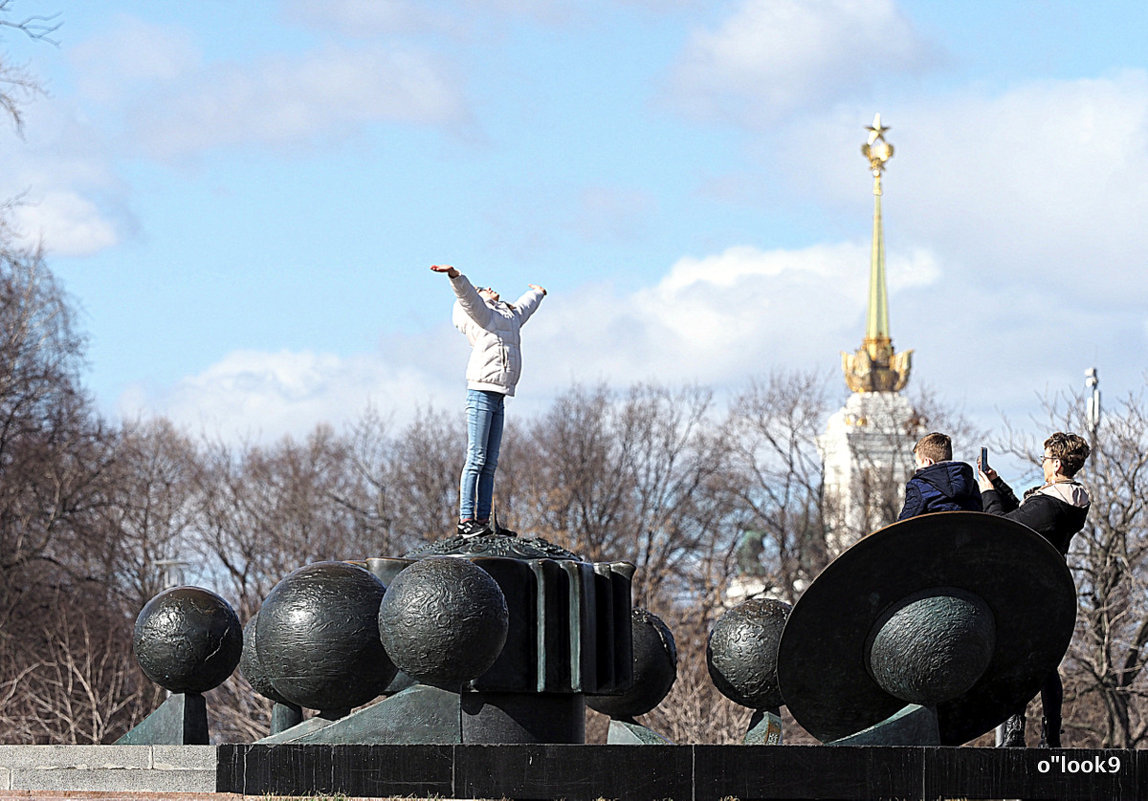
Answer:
[{"left": 451, "top": 274, "right": 545, "bottom": 397}]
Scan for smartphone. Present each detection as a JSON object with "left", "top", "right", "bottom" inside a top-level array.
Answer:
[{"left": 980, "top": 447, "right": 989, "bottom": 471}]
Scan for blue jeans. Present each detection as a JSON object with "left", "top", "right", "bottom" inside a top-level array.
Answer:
[{"left": 459, "top": 389, "right": 505, "bottom": 521}]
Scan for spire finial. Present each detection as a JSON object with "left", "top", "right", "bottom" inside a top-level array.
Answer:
[
  {"left": 862, "top": 112, "right": 894, "bottom": 195},
  {"left": 841, "top": 114, "right": 912, "bottom": 393}
]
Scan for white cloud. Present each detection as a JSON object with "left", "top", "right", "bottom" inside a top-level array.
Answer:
[
  {"left": 122, "top": 345, "right": 464, "bottom": 444},
  {"left": 525, "top": 242, "right": 939, "bottom": 387},
  {"left": 127, "top": 241, "right": 947, "bottom": 443},
  {"left": 128, "top": 44, "right": 469, "bottom": 158},
  {"left": 663, "top": 71, "right": 1148, "bottom": 422},
  {"left": 279, "top": 0, "right": 582, "bottom": 36},
  {"left": 774, "top": 71, "right": 1148, "bottom": 305},
  {"left": 123, "top": 222, "right": 1147, "bottom": 448},
  {"left": 70, "top": 16, "right": 202, "bottom": 104},
  {"left": 11, "top": 190, "right": 120, "bottom": 256},
  {"left": 571, "top": 186, "right": 657, "bottom": 243},
  {"left": 738, "top": 74, "right": 1148, "bottom": 425},
  {"left": 0, "top": 101, "right": 129, "bottom": 257},
  {"left": 667, "top": 0, "right": 936, "bottom": 125},
  {"left": 281, "top": 0, "right": 685, "bottom": 38},
  {"left": 70, "top": 15, "right": 470, "bottom": 159},
  {"left": 281, "top": 0, "right": 458, "bottom": 37}
]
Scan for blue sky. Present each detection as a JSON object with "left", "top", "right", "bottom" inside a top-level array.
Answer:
[{"left": 2, "top": 0, "right": 1146, "bottom": 452}]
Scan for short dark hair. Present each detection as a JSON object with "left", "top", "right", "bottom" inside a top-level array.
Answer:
[
  {"left": 1045, "top": 432, "right": 1090, "bottom": 477},
  {"left": 915, "top": 432, "right": 952, "bottom": 462}
]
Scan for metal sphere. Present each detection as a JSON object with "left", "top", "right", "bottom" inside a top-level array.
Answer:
[
  {"left": 239, "top": 612, "right": 290, "bottom": 705},
  {"left": 255, "top": 561, "right": 396, "bottom": 712},
  {"left": 378, "top": 556, "right": 508, "bottom": 688},
  {"left": 707, "top": 597, "right": 791, "bottom": 710},
  {"left": 587, "top": 608, "right": 677, "bottom": 719},
  {"left": 133, "top": 586, "right": 242, "bottom": 694},
  {"left": 867, "top": 590, "right": 996, "bottom": 706}
]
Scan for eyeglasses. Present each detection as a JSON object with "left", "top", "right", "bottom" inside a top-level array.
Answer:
[{"left": 1041, "top": 454, "right": 1059, "bottom": 463}]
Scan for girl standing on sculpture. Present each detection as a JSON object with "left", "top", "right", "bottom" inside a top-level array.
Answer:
[{"left": 430, "top": 264, "right": 547, "bottom": 538}]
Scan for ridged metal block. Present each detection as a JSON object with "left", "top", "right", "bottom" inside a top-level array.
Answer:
[{"left": 368, "top": 549, "right": 634, "bottom": 696}]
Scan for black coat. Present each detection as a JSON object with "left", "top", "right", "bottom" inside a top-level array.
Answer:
[
  {"left": 981, "top": 476, "right": 1090, "bottom": 556},
  {"left": 898, "top": 461, "right": 984, "bottom": 521}
]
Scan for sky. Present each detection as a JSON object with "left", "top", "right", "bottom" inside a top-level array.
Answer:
[{"left": 2, "top": 0, "right": 1146, "bottom": 464}]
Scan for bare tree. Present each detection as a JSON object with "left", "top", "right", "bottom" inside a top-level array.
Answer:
[
  {"left": 91, "top": 418, "right": 201, "bottom": 609},
  {"left": 0, "top": 248, "right": 104, "bottom": 606},
  {"left": 380, "top": 406, "right": 464, "bottom": 547},
  {"left": 719, "top": 370, "right": 834, "bottom": 603},
  {"left": 504, "top": 383, "right": 734, "bottom": 607},
  {"left": 193, "top": 427, "right": 361, "bottom": 615},
  {"left": 0, "top": 248, "right": 151, "bottom": 744},
  {"left": 491, "top": 383, "right": 749, "bottom": 745},
  {"left": 0, "top": 0, "right": 58, "bottom": 132},
  {"left": 17, "top": 595, "right": 156, "bottom": 744}
]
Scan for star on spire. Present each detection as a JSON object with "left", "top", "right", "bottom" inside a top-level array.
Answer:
[
  {"left": 861, "top": 112, "right": 894, "bottom": 178},
  {"left": 865, "top": 112, "right": 890, "bottom": 145}
]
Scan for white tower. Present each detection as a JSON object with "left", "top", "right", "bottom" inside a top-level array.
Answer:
[
  {"left": 818, "top": 115, "right": 921, "bottom": 555},
  {"left": 1085, "top": 367, "right": 1101, "bottom": 445}
]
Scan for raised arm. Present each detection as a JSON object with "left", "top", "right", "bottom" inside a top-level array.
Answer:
[
  {"left": 431, "top": 264, "right": 492, "bottom": 328},
  {"left": 513, "top": 283, "right": 548, "bottom": 325},
  {"left": 978, "top": 464, "right": 1021, "bottom": 515}
]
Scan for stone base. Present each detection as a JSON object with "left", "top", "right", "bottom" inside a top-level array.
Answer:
[
  {"left": 0, "top": 745, "right": 215, "bottom": 793},
  {"left": 0, "top": 743, "right": 1142, "bottom": 799}
]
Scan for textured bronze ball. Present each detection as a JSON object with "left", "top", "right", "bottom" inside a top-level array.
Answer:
[
  {"left": 867, "top": 590, "right": 996, "bottom": 706},
  {"left": 707, "top": 597, "right": 792, "bottom": 710},
  {"left": 587, "top": 608, "right": 677, "bottom": 719},
  {"left": 238, "top": 612, "right": 290, "bottom": 705},
  {"left": 378, "top": 556, "right": 508, "bottom": 688},
  {"left": 255, "top": 561, "right": 396, "bottom": 712},
  {"left": 133, "top": 586, "right": 242, "bottom": 694}
]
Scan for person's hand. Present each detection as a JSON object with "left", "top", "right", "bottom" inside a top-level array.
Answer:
[
  {"left": 976, "top": 455, "right": 998, "bottom": 481},
  {"left": 529, "top": 283, "right": 547, "bottom": 295},
  {"left": 430, "top": 264, "right": 459, "bottom": 279},
  {"left": 976, "top": 459, "right": 997, "bottom": 492}
]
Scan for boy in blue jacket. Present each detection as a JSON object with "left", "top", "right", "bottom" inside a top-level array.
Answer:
[{"left": 897, "top": 432, "right": 983, "bottom": 520}]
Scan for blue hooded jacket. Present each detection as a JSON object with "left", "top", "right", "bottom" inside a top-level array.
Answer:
[{"left": 898, "top": 461, "right": 983, "bottom": 520}]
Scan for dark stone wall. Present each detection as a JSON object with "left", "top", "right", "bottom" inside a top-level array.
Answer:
[{"left": 218, "top": 744, "right": 1142, "bottom": 800}]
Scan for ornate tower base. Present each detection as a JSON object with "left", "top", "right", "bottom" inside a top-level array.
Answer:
[{"left": 818, "top": 391, "right": 919, "bottom": 555}]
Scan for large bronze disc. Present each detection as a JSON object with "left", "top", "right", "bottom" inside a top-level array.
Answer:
[{"left": 777, "top": 512, "right": 1075, "bottom": 745}]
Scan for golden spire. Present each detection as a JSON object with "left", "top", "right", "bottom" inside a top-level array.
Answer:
[{"left": 842, "top": 113, "right": 912, "bottom": 393}]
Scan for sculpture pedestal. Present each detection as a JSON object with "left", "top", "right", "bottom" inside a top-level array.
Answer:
[
  {"left": 606, "top": 718, "right": 671, "bottom": 744},
  {"left": 828, "top": 704, "right": 941, "bottom": 746},
  {"left": 271, "top": 702, "right": 303, "bottom": 734},
  {"left": 462, "top": 691, "right": 585, "bottom": 744},
  {"left": 115, "top": 692, "right": 208, "bottom": 745},
  {"left": 744, "top": 708, "right": 783, "bottom": 745}
]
